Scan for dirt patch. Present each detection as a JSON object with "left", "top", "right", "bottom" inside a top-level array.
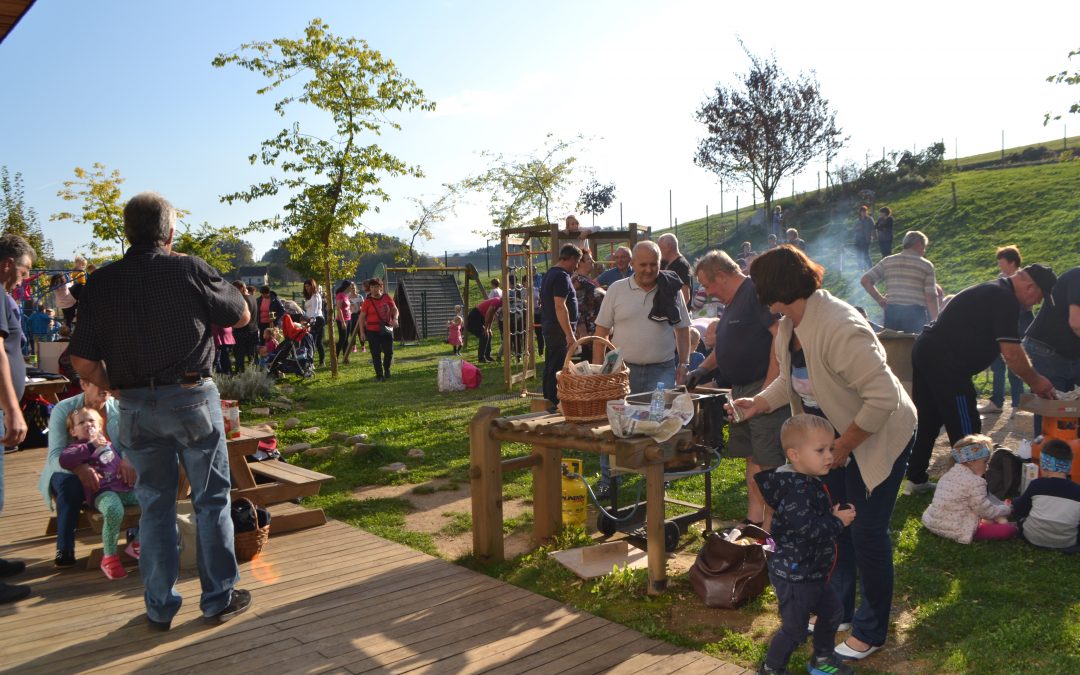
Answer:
[{"left": 352, "top": 480, "right": 535, "bottom": 560}]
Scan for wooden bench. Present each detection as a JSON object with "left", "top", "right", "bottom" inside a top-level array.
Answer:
[{"left": 227, "top": 426, "right": 334, "bottom": 535}]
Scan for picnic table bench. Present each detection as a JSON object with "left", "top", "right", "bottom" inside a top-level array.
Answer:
[{"left": 226, "top": 425, "right": 334, "bottom": 535}]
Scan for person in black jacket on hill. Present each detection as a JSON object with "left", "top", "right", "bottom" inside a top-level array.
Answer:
[{"left": 754, "top": 414, "right": 856, "bottom": 675}]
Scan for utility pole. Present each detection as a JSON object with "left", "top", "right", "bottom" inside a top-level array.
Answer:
[
  {"left": 668, "top": 189, "right": 672, "bottom": 230},
  {"left": 705, "top": 205, "right": 710, "bottom": 248}
]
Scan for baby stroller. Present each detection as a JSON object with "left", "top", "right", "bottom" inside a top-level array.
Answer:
[{"left": 267, "top": 314, "right": 315, "bottom": 379}]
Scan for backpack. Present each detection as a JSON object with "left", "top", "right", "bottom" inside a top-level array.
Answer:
[
  {"left": 19, "top": 394, "right": 53, "bottom": 450},
  {"left": 986, "top": 446, "right": 1024, "bottom": 501}
]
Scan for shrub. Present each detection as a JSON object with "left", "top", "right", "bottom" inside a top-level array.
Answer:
[{"left": 213, "top": 369, "right": 276, "bottom": 402}]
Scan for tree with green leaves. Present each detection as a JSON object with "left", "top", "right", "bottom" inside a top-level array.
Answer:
[
  {"left": 578, "top": 179, "right": 616, "bottom": 226},
  {"left": 172, "top": 220, "right": 246, "bottom": 274},
  {"left": 1045, "top": 46, "right": 1080, "bottom": 124},
  {"left": 463, "top": 134, "right": 581, "bottom": 236},
  {"left": 51, "top": 163, "right": 127, "bottom": 257},
  {"left": 0, "top": 167, "right": 53, "bottom": 263},
  {"left": 213, "top": 18, "right": 434, "bottom": 376},
  {"left": 694, "top": 47, "right": 846, "bottom": 223}
]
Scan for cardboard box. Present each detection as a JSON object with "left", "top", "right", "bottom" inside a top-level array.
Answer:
[{"left": 1019, "top": 393, "right": 1080, "bottom": 418}]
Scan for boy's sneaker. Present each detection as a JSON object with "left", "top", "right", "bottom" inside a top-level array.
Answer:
[
  {"left": 807, "top": 654, "right": 855, "bottom": 675},
  {"left": 902, "top": 479, "right": 936, "bottom": 496},
  {"left": 54, "top": 550, "right": 76, "bottom": 568},
  {"left": 204, "top": 588, "right": 252, "bottom": 624},
  {"left": 977, "top": 401, "right": 1002, "bottom": 414},
  {"left": 100, "top": 554, "right": 127, "bottom": 580},
  {"left": 757, "top": 666, "right": 791, "bottom": 675}
]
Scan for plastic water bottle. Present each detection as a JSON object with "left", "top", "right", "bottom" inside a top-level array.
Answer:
[{"left": 649, "top": 382, "right": 666, "bottom": 421}]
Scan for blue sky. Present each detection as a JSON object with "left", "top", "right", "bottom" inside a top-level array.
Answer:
[{"left": 2, "top": 0, "right": 1077, "bottom": 261}]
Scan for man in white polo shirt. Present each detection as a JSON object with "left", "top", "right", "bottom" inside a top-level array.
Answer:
[
  {"left": 593, "top": 240, "right": 692, "bottom": 392},
  {"left": 591, "top": 240, "right": 692, "bottom": 495}
]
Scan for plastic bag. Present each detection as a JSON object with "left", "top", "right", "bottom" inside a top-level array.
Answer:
[{"left": 438, "top": 358, "right": 465, "bottom": 392}]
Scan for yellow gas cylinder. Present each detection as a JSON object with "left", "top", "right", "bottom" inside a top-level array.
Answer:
[{"left": 561, "top": 459, "right": 587, "bottom": 528}]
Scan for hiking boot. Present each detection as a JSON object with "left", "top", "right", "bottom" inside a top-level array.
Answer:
[
  {"left": 0, "top": 582, "right": 31, "bottom": 604},
  {"left": 0, "top": 558, "right": 25, "bottom": 578},
  {"left": 204, "top": 588, "right": 252, "bottom": 624},
  {"left": 807, "top": 653, "right": 855, "bottom": 675},
  {"left": 902, "top": 479, "right": 936, "bottom": 496},
  {"left": 100, "top": 554, "right": 127, "bottom": 580},
  {"left": 54, "top": 550, "right": 76, "bottom": 568}
]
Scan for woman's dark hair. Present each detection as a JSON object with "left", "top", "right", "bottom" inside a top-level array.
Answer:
[
  {"left": 260, "top": 285, "right": 271, "bottom": 294},
  {"left": 334, "top": 280, "right": 352, "bottom": 295},
  {"left": 302, "top": 278, "right": 317, "bottom": 299},
  {"left": 367, "top": 277, "right": 383, "bottom": 288},
  {"left": 749, "top": 245, "right": 825, "bottom": 306},
  {"left": 879, "top": 206, "right": 892, "bottom": 216}
]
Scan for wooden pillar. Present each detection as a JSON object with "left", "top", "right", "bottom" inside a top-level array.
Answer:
[
  {"left": 470, "top": 406, "right": 504, "bottom": 562},
  {"left": 644, "top": 461, "right": 668, "bottom": 594},
  {"left": 531, "top": 444, "right": 563, "bottom": 544}
]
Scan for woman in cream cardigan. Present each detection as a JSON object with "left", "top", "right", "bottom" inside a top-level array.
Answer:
[{"left": 730, "top": 246, "right": 916, "bottom": 661}]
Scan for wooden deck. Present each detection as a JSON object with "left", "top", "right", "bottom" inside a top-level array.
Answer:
[{"left": 0, "top": 448, "right": 747, "bottom": 674}]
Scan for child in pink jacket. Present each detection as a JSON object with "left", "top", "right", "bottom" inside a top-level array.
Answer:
[{"left": 921, "top": 434, "right": 1016, "bottom": 544}]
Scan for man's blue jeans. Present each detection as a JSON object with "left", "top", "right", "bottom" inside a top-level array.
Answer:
[
  {"left": 1024, "top": 338, "right": 1080, "bottom": 435},
  {"left": 117, "top": 380, "right": 239, "bottom": 623},
  {"left": 989, "top": 354, "right": 1024, "bottom": 408},
  {"left": 823, "top": 433, "right": 913, "bottom": 647},
  {"left": 883, "top": 303, "right": 928, "bottom": 334},
  {"left": 599, "top": 359, "right": 677, "bottom": 486}
]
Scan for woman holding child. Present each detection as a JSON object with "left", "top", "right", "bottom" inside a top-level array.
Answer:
[
  {"left": 731, "top": 245, "right": 916, "bottom": 661},
  {"left": 38, "top": 379, "right": 127, "bottom": 568}
]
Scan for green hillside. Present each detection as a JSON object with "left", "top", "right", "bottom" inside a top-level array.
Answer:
[{"left": 662, "top": 158, "right": 1080, "bottom": 315}]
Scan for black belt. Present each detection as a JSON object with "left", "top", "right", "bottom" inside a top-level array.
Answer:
[{"left": 119, "top": 371, "right": 212, "bottom": 389}]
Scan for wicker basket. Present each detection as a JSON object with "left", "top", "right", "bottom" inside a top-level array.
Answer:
[
  {"left": 233, "top": 498, "right": 271, "bottom": 562},
  {"left": 556, "top": 335, "right": 630, "bottom": 422}
]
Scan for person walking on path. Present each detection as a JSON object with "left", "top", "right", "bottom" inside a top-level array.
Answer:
[
  {"left": 859, "top": 230, "right": 938, "bottom": 334},
  {"left": 70, "top": 191, "right": 252, "bottom": 630},
  {"left": 853, "top": 205, "right": 875, "bottom": 271},
  {"left": 358, "top": 278, "right": 399, "bottom": 381}
]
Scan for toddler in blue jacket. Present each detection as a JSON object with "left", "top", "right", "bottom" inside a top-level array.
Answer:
[{"left": 755, "top": 414, "right": 857, "bottom": 675}]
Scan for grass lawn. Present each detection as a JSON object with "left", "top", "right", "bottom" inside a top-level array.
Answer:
[{"left": 237, "top": 335, "right": 1080, "bottom": 674}]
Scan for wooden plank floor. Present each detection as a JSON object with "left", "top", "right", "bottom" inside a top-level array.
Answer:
[{"left": 0, "top": 449, "right": 747, "bottom": 674}]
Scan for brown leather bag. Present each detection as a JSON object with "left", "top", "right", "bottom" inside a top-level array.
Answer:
[{"left": 688, "top": 525, "right": 770, "bottom": 609}]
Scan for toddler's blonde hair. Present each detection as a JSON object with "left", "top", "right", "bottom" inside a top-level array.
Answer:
[{"left": 780, "top": 414, "right": 835, "bottom": 451}]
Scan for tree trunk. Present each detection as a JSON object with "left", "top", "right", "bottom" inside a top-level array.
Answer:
[{"left": 325, "top": 256, "right": 337, "bottom": 377}]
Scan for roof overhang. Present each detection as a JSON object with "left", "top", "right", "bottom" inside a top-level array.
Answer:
[{"left": 0, "top": 0, "right": 35, "bottom": 45}]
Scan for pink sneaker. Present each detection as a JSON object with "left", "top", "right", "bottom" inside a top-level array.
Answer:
[{"left": 100, "top": 554, "right": 127, "bottom": 580}]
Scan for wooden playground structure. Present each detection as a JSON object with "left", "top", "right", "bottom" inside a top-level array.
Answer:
[{"left": 494, "top": 222, "right": 651, "bottom": 394}]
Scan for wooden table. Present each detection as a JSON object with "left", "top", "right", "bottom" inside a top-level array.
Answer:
[
  {"left": 24, "top": 376, "right": 70, "bottom": 404},
  {"left": 469, "top": 405, "right": 695, "bottom": 595},
  {"left": 226, "top": 425, "right": 333, "bottom": 535}
]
